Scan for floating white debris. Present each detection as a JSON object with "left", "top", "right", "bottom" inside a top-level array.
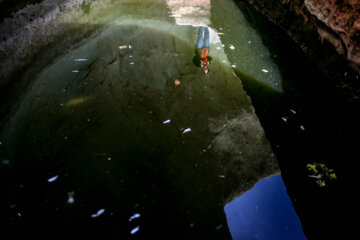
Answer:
[
  {"left": 74, "top": 59, "right": 88, "bottom": 62},
  {"left": 118, "top": 45, "right": 128, "bottom": 49},
  {"left": 48, "top": 175, "right": 59, "bottom": 183},
  {"left": 282, "top": 117, "right": 287, "bottom": 122},
  {"left": 60, "top": 103, "right": 64, "bottom": 106},
  {"left": 217, "top": 32, "right": 224, "bottom": 35},
  {"left": 300, "top": 125, "right": 305, "bottom": 131},
  {"left": 0, "top": 141, "right": 2, "bottom": 145},
  {"left": 290, "top": 109, "right": 296, "bottom": 114},
  {"left": 130, "top": 226, "right": 140, "bottom": 235},
  {"left": 248, "top": 41, "right": 251, "bottom": 44},
  {"left": 262, "top": 69, "right": 269, "bottom": 73},
  {"left": 91, "top": 209, "right": 105, "bottom": 218},
  {"left": 229, "top": 45, "right": 235, "bottom": 50},
  {"left": 130, "top": 62, "right": 134, "bottom": 65},
  {"left": 163, "top": 119, "right": 171, "bottom": 124},
  {"left": 72, "top": 70, "right": 79, "bottom": 73},
  {"left": 67, "top": 191, "right": 75, "bottom": 204},
  {"left": 129, "top": 213, "right": 141, "bottom": 222},
  {"left": 128, "top": 45, "right": 132, "bottom": 49},
  {"left": 222, "top": 60, "right": 226, "bottom": 63},
  {"left": 183, "top": 128, "right": 192, "bottom": 134},
  {"left": 231, "top": 64, "right": 236, "bottom": 68}
]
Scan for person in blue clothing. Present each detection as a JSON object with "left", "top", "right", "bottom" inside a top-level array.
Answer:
[{"left": 193, "top": 26, "right": 211, "bottom": 74}]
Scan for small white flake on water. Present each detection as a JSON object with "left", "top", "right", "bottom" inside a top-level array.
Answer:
[
  {"left": 300, "top": 125, "right": 305, "bottom": 131},
  {"left": 60, "top": 103, "right": 64, "bottom": 106},
  {"left": 183, "top": 128, "right": 192, "bottom": 134},
  {"left": 0, "top": 141, "right": 2, "bottom": 145},
  {"left": 68, "top": 196, "right": 74, "bottom": 204},
  {"left": 290, "top": 109, "right": 296, "bottom": 114},
  {"left": 72, "top": 70, "right": 79, "bottom": 73},
  {"left": 229, "top": 45, "right": 235, "bottom": 50},
  {"left": 231, "top": 64, "right": 236, "bottom": 68},
  {"left": 91, "top": 209, "right": 105, "bottom": 218},
  {"left": 129, "top": 213, "right": 141, "bottom": 221},
  {"left": 282, "top": 117, "right": 287, "bottom": 122},
  {"left": 262, "top": 69, "right": 269, "bottom": 73},
  {"left": 222, "top": 60, "right": 226, "bottom": 63},
  {"left": 130, "top": 62, "right": 134, "bottom": 65},
  {"left": 248, "top": 41, "right": 251, "bottom": 44},
  {"left": 74, "top": 59, "right": 88, "bottom": 62},
  {"left": 130, "top": 226, "right": 140, "bottom": 235},
  {"left": 163, "top": 119, "right": 171, "bottom": 124},
  {"left": 48, "top": 175, "right": 59, "bottom": 183}
]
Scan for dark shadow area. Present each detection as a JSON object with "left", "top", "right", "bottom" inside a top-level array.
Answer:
[{"left": 223, "top": 1, "right": 358, "bottom": 239}]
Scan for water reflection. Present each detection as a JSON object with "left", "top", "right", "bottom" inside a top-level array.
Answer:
[
  {"left": 0, "top": 0, "right": 292, "bottom": 239},
  {"left": 225, "top": 175, "right": 306, "bottom": 240}
]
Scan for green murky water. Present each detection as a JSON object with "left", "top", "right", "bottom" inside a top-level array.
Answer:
[{"left": 0, "top": 0, "right": 318, "bottom": 239}]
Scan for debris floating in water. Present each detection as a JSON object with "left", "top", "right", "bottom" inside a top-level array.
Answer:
[
  {"left": 74, "top": 59, "right": 88, "bottom": 62},
  {"left": 290, "top": 109, "right": 297, "bottom": 114},
  {"left": 174, "top": 79, "right": 181, "bottom": 85},
  {"left": 118, "top": 45, "right": 128, "bottom": 49},
  {"left": 229, "top": 45, "right": 235, "bottom": 50},
  {"left": 72, "top": 70, "right": 79, "bottom": 73},
  {"left": 67, "top": 191, "right": 75, "bottom": 204},
  {"left": 231, "top": 64, "right": 236, "bottom": 68},
  {"left": 91, "top": 209, "right": 105, "bottom": 218},
  {"left": 163, "top": 119, "right": 171, "bottom": 124},
  {"left": 262, "top": 69, "right": 269, "bottom": 73},
  {"left": 129, "top": 213, "right": 141, "bottom": 222},
  {"left": 130, "top": 226, "right": 140, "bottom": 235},
  {"left": 48, "top": 175, "right": 59, "bottom": 183},
  {"left": 183, "top": 128, "right": 192, "bottom": 134},
  {"left": 217, "top": 32, "right": 224, "bottom": 35},
  {"left": 282, "top": 117, "right": 288, "bottom": 122},
  {"left": 300, "top": 125, "right": 305, "bottom": 131}
]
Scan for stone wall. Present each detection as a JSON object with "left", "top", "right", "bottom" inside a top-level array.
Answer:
[{"left": 239, "top": 0, "right": 360, "bottom": 100}]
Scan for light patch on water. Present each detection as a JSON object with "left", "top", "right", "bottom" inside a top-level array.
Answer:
[
  {"left": 129, "top": 213, "right": 141, "bottom": 221},
  {"left": 262, "top": 69, "right": 269, "bottom": 73},
  {"left": 2, "top": 159, "right": 10, "bottom": 165},
  {"left": 183, "top": 128, "right": 192, "bottom": 134},
  {"left": 74, "top": 58, "right": 88, "bottom": 62},
  {"left": 163, "top": 119, "right": 171, "bottom": 124},
  {"left": 48, "top": 175, "right": 59, "bottom": 183},
  {"left": 72, "top": 70, "right": 79, "bottom": 73},
  {"left": 65, "top": 97, "right": 89, "bottom": 107},
  {"left": 130, "top": 226, "right": 140, "bottom": 235},
  {"left": 91, "top": 209, "right": 105, "bottom": 218},
  {"left": 229, "top": 45, "right": 235, "bottom": 50}
]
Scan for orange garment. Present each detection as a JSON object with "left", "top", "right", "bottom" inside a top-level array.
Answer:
[{"left": 200, "top": 47, "right": 209, "bottom": 59}]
